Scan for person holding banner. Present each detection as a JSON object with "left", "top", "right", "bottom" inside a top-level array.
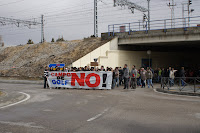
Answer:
[{"left": 44, "top": 66, "right": 49, "bottom": 89}]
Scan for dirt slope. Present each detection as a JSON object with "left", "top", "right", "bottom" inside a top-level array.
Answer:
[{"left": 0, "top": 37, "right": 110, "bottom": 78}]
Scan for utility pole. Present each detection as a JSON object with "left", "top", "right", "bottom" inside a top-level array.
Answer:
[
  {"left": 182, "top": 0, "right": 194, "bottom": 27},
  {"left": 147, "top": 0, "right": 150, "bottom": 30},
  {"left": 182, "top": 3, "right": 185, "bottom": 27},
  {"left": 167, "top": 0, "right": 176, "bottom": 28},
  {"left": 182, "top": 3, "right": 188, "bottom": 27},
  {"left": 41, "top": 14, "right": 45, "bottom": 43},
  {"left": 114, "top": 0, "right": 149, "bottom": 29},
  {"left": 187, "top": 0, "right": 193, "bottom": 27},
  {"left": 94, "top": 0, "right": 98, "bottom": 37},
  {"left": 188, "top": 0, "right": 190, "bottom": 27}
]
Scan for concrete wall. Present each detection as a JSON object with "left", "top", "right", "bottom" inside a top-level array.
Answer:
[
  {"left": 72, "top": 38, "right": 118, "bottom": 67},
  {"left": 117, "top": 51, "right": 179, "bottom": 68}
]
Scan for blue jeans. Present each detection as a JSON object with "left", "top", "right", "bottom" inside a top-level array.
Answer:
[
  {"left": 147, "top": 79, "right": 153, "bottom": 88},
  {"left": 169, "top": 78, "right": 174, "bottom": 87},
  {"left": 141, "top": 79, "right": 145, "bottom": 88},
  {"left": 113, "top": 77, "right": 119, "bottom": 88},
  {"left": 157, "top": 76, "right": 161, "bottom": 83},
  {"left": 181, "top": 79, "right": 185, "bottom": 86},
  {"left": 137, "top": 78, "right": 141, "bottom": 86}
]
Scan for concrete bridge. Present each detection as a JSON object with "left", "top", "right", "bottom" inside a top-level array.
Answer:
[
  {"left": 102, "top": 26, "right": 200, "bottom": 50},
  {"left": 73, "top": 26, "right": 200, "bottom": 69}
]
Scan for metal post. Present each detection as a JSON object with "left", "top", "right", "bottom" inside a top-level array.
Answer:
[
  {"left": 194, "top": 77, "right": 196, "bottom": 93},
  {"left": 179, "top": 78, "right": 181, "bottom": 91},
  {"left": 139, "top": 20, "right": 141, "bottom": 31},
  {"left": 172, "top": 0, "right": 175, "bottom": 28},
  {"left": 149, "top": 54, "right": 150, "bottom": 68},
  {"left": 167, "top": 0, "right": 176, "bottom": 28},
  {"left": 108, "top": 25, "right": 110, "bottom": 36},
  {"left": 94, "top": 0, "right": 98, "bottom": 37},
  {"left": 184, "top": 18, "right": 187, "bottom": 31},
  {"left": 164, "top": 20, "right": 166, "bottom": 32},
  {"left": 188, "top": 0, "right": 190, "bottom": 27},
  {"left": 147, "top": 0, "right": 150, "bottom": 30},
  {"left": 147, "top": 50, "right": 151, "bottom": 68},
  {"left": 113, "top": 25, "right": 114, "bottom": 36},
  {"left": 182, "top": 4, "right": 185, "bottom": 28},
  {"left": 146, "top": 21, "right": 148, "bottom": 33},
  {"left": 41, "top": 14, "right": 44, "bottom": 43}
]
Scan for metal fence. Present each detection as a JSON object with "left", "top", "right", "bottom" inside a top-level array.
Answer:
[
  {"left": 108, "top": 16, "right": 200, "bottom": 35},
  {"left": 161, "top": 77, "right": 200, "bottom": 93}
]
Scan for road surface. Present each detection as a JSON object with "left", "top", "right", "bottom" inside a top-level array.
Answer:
[{"left": 0, "top": 83, "right": 200, "bottom": 133}]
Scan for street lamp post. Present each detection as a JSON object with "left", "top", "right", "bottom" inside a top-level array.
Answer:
[{"left": 147, "top": 50, "right": 151, "bottom": 67}]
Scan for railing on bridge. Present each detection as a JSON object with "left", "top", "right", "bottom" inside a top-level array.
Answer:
[
  {"left": 161, "top": 77, "right": 200, "bottom": 93},
  {"left": 108, "top": 16, "right": 200, "bottom": 36}
]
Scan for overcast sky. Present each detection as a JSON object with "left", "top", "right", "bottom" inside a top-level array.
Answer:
[{"left": 0, "top": 0, "right": 199, "bottom": 46}]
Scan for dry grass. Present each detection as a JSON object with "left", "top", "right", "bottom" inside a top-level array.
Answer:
[{"left": 0, "top": 37, "right": 110, "bottom": 78}]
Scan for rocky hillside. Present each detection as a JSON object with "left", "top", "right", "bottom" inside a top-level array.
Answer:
[{"left": 0, "top": 37, "right": 110, "bottom": 79}]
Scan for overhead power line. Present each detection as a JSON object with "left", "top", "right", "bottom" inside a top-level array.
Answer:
[
  {"left": 0, "top": 15, "right": 45, "bottom": 43},
  {"left": 0, "top": 0, "right": 25, "bottom": 7},
  {"left": 0, "top": 16, "right": 41, "bottom": 28},
  {"left": 114, "top": 0, "right": 148, "bottom": 13}
]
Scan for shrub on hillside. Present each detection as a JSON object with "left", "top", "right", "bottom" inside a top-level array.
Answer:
[
  {"left": 51, "top": 38, "right": 55, "bottom": 42},
  {"left": 27, "top": 39, "right": 34, "bottom": 44},
  {"left": 56, "top": 36, "right": 65, "bottom": 42}
]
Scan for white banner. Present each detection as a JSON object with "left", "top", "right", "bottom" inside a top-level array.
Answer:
[{"left": 47, "top": 71, "right": 113, "bottom": 89}]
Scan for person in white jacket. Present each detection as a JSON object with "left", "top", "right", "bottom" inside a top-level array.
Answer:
[{"left": 169, "top": 68, "right": 177, "bottom": 87}]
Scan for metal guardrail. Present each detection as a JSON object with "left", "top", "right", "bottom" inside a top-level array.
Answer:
[
  {"left": 108, "top": 16, "right": 200, "bottom": 35},
  {"left": 161, "top": 77, "right": 200, "bottom": 93}
]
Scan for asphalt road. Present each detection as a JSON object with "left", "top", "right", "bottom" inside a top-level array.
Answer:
[{"left": 0, "top": 83, "right": 200, "bottom": 133}]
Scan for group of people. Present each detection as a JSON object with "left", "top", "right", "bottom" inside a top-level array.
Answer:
[
  {"left": 111, "top": 65, "right": 200, "bottom": 89},
  {"left": 43, "top": 65, "right": 200, "bottom": 89},
  {"left": 112, "top": 64, "right": 154, "bottom": 89}
]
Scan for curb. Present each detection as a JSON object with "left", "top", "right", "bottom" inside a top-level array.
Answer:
[
  {"left": 156, "top": 88, "right": 200, "bottom": 97},
  {"left": 0, "top": 80, "right": 43, "bottom": 85}
]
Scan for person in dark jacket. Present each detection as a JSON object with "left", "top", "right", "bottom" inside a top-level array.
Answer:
[
  {"left": 113, "top": 67, "right": 119, "bottom": 88},
  {"left": 44, "top": 66, "right": 49, "bottom": 89},
  {"left": 180, "top": 67, "right": 186, "bottom": 86},
  {"left": 123, "top": 64, "right": 129, "bottom": 89},
  {"left": 130, "top": 65, "right": 137, "bottom": 89}
]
